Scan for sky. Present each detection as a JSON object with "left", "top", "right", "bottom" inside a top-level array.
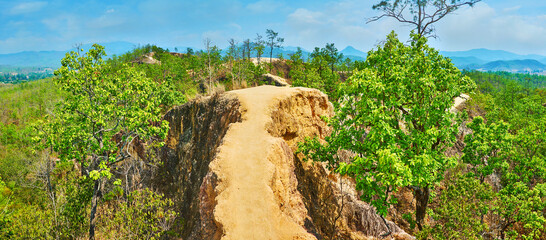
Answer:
[{"left": 0, "top": 0, "right": 545, "bottom": 55}]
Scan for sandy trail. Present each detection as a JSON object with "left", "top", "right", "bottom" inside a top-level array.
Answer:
[{"left": 209, "top": 86, "right": 310, "bottom": 240}]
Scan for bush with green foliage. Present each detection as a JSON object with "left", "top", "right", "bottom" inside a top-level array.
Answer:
[
  {"left": 300, "top": 31, "right": 475, "bottom": 231},
  {"left": 462, "top": 116, "right": 546, "bottom": 239},
  {"left": 35, "top": 44, "right": 172, "bottom": 239},
  {"left": 419, "top": 169, "right": 493, "bottom": 239},
  {"left": 0, "top": 176, "right": 13, "bottom": 239},
  {"left": 98, "top": 188, "right": 178, "bottom": 240},
  {"left": 289, "top": 44, "right": 344, "bottom": 101}
]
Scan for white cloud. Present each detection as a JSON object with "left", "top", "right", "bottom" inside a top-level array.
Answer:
[
  {"left": 229, "top": 23, "right": 242, "bottom": 32},
  {"left": 433, "top": 2, "right": 546, "bottom": 55},
  {"left": 0, "top": 35, "right": 58, "bottom": 53},
  {"left": 202, "top": 30, "right": 227, "bottom": 45},
  {"left": 41, "top": 14, "right": 82, "bottom": 39},
  {"left": 283, "top": 1, "right": 410, "bottom": 51},
  {"left": 287, "top": 8, "right": 324, "bottom": 25},
  {"left": 9, "top": 1, "right": 47, "bottom": 15},
  {"left": 281, "top": 1, "right": 546, "bottom": 55},
  {"left": 503, "top": 5, "right": 521, "bottom": 13},
  {"left": 87, "top": 13, "right": 126, "bottom": 29},
  {"left": 246, "top": 0, "right": 284, "bottom": 14}
]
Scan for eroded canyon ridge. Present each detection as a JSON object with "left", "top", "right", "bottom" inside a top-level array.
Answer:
[{"left": 151, "top": 85, "right": 413, "bottom": 240}]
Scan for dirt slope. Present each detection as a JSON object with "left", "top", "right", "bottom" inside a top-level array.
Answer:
[
  {"left": 155, "top": 85, "right": 413, "bottom": 239},
  {"left": 209, "top": 86, "right": 314, "bottom": 240}
]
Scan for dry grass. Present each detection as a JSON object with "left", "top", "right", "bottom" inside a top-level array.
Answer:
[{"left": 207, "top": 82, "right": 226, "bottom": 96}]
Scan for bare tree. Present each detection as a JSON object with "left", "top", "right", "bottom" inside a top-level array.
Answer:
[
  {"left": 228, "top": 39, "right": 238, "bottom": 65},
  {"left": 243, "top": 39, "right": 251, "bottom": 60},
  {"left": 266, "top": 29, "right": 284, "bottom": 70},
  {"left": 368, "top": 0, "right": 481, "bottom": 37},
  {"left": 227, "top": 39, "right": 241, "bottom": 85},
  {"left": 254, "top": 34, "right": 265, "bottom": 64},
  {"left": 204, "top": 38, "right": 214, "bottom": 90}
]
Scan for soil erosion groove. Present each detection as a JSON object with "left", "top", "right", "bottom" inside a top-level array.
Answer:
[{"left": 209, "top": 85, "right": 314, "bottom": 240}]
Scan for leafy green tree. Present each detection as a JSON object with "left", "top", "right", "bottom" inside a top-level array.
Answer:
[
  {"left": 37, "top": 44, "right": 169, "bottom": 239},
  {"left": 288, "top": 48, "right": 306, "bottom": 85},
  {"left": 300, "top": 32, "right": 474, "bottom": 231},
  {"left": 289, "top": 46, "right": 340, "bottom": 100},
  {"left": 369, "top": 0, "right": 481, "bottom": 37},
  {"left": 99, "top": 188, "right": 177, "bottom": 240},
  {"left": 419, "top": 170, "right": 492, "bottom": 239},
  {"left": 463, "top": 116, "right": 546, "bottom": 239},
  {"left": 462, "top": 117, "right": 513, "bottom": 183},
  {"left": 309, "top": 47, "right": 328, "bottom": 76},
  {"left": 323, "top": 43, "right": 343, "bottom": 73}
]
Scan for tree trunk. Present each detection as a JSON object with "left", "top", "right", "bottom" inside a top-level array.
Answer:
[
  {"left": 415, "top": 186, "right": 430, "bottom": 230},
  {"left": 88, "top": 179, "right": 102, "bottom": 240},
  {"left": 270, "top": 47, "right": 273, "bottom": 71}
]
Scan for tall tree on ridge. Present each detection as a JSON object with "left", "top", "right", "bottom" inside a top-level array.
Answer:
[
  {"left": 254, "top": 34, "right": 265, "bottom": 64},
  {"left": 266, "top": 29, "right": 284, "bottom": 71}
]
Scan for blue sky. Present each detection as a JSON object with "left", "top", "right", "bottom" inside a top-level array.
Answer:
[{"left": 1, "top": 0, "right": 545, "bottom": 55}]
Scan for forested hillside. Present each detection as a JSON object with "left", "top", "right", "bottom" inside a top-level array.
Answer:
[{"left": 0, "top": 28, "right": 545, "bottom": 239}]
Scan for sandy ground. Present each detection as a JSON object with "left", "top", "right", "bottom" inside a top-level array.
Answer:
[
  {"left": 209, "top": 86, "right": 311, "bottom": 240},
  {"left": 249, "top": 57, "right": 281, "bottom": 66}
]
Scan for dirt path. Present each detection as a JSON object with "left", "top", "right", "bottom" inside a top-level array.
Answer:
[{"left": 209, "top": 86, "right": 312, "bottom": 240}]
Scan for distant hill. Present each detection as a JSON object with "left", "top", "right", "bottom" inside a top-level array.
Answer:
[
  {"left": 0, "top": 41, "right": 136, "bottom": 68},
  {"left": 4, "top": 43, "right": 546, "bottom": 74},
  {"left": 441, "top": 48, "right": 545, "bottom": 62},
  {"left": 447, "top": 56, "right": 486, "bottom": 67},
  {"left": 441, "top": 48, "right": 546, "bottom": 73},
  {"left": 477, "top": 59, "right": 546, "bottom": 72},
  {"left": 341, "top": 46, "right": 366, "bottom": 58},
  {"left": 0, "top": 51, "right": 66, "bottom": 68}
]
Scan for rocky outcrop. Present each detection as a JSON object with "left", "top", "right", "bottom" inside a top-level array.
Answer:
[
  {"left": 262, "top": 73, "right": 290, "bottom": 87},
  {"left": 153, "top": 93, "right": 242, "bottom": 238},
  {"left": 154, "top": 86, "right": 412, "bottom": 239},
  {"left": 267, "top": 89, "right": 413, "bottom": 240},
  {"left": 450, "top": 93, "right": 470, "bottom": 113},
  {"left": 132, "top": 52, "right": 161, "bottom": 64}
]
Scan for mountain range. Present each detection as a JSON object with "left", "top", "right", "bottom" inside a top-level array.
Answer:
[
  {"left": 0, "top": 41, "right": 137, "bottom": 69},
  {"left": 440, "top": 48, "right": 546, "bottom": 73},
  {"left": 1, "top": 42, "right": 545, "bottom": 74}
]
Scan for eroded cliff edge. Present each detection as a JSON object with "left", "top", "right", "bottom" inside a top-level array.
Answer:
[{"left": 153, "top": 86, "right": 413, "bottom": 240}]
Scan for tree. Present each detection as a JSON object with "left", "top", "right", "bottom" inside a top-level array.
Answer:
[
  {"left": 38, "top": 44, "right": 169, "bottom": 239},
  {"left": 254, "top": 34, "right": 265, "bottom": 64},
  {"left": 323, "top": 43, "right": 343, "bottom": 73},
  {"left": 305, "top": 45, "right": 342, "bottom": 99},
  {"left": 243, "top": 39, "right": 251, "bottom": 60},
  {"left": 227, "top": 39, "right": 239, "bottom": 69},
  {"left": 463, "top": 116, "right": 546, "bottom": 239},
  {"left": 300, "top": 32, "right": 475, "bottom": 232},
  {"left": 288, "top": 47, "right": 305, "bottom": 84},
  {"left": 420, "top": 170, "right": 492, "bottom": 239},
  {"left": 201, "top": 38, "right": 222, "bottom": 92},
  {"left": 368, "top": 0, "right": 481, "bottom": 37},
  {"left": 265, "top": 29, "right": 284, "bottom": 70}
]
